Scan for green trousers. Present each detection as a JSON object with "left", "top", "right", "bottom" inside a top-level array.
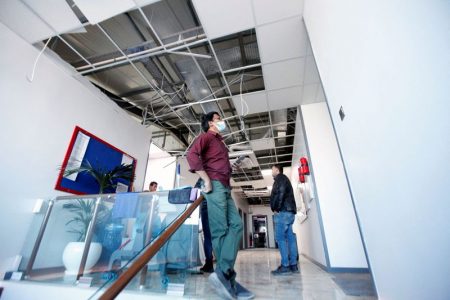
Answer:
[{"left": 204, "top": 180, "right": 243, "bottom": 273}]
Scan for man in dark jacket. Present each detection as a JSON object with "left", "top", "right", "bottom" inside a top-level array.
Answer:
[{"left": 269, "top": 164, "right": 299, "bottom": 275}]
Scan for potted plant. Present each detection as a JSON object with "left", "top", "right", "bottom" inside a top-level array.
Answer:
[{"left": 61, "top": 160, "right": 134, "bottom": 276}]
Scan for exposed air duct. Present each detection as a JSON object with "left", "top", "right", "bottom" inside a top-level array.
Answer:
[{"left": 229, "top": 143, "right": 251, "bottom": 152}]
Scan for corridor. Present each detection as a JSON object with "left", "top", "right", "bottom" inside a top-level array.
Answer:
[{"left": 188, "top": 249, "right": 376, "bottom": 300}]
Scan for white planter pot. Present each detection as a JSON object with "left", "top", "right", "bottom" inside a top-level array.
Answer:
[{"left": 62, "top": 242, "right": 102, "bottom": 275}]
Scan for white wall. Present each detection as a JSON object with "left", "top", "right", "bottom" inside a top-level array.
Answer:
[
  {"left": 301, "top": 102, "right": 367, "bottom": 268},
  {"left": 304, "top": 0, "right": 450, "bottom": 298},
  {"left": 290, "top": 109, "right": 327, "bottom": 266},
  {"left": 143, "top": 144, "right": 176, "bottom": 191},
  {"left": 177, "top": 156, "right": 200, "bottom": 188},
  {"left": 0, "top": 23, "right": 152, "bottom": 272}
]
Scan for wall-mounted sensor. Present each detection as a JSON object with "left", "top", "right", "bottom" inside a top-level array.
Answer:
[{"left": 339, "top": 106, "right": 345, "bottom": 121}]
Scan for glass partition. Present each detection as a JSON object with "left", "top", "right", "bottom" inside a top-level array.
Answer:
[
  {"left": 89, "top": 202, "right": 200, "bottom": 299},
  {"left": 23, "top": 190, "right": 201, "bottom": 298}
]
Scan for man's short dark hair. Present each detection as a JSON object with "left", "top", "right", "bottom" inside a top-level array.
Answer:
[
  {"left": 201, "top": 111, "right": 219, "bottom": 132},
  {"left": 150, "top": 181, "right": 158, "bottom": 187},
  {"left": 272, "top": 164, "right": 283, "bottom": 174}
]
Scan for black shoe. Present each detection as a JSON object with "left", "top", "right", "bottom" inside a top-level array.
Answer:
[
  {"left": 208, "top": 269, "right": 236, "bottom": 300},
  {"left": 200, "top": 262, "right": 214, "bottom": 273},
  {"left": 271, "top": 265, "right": 292, "bottom": 276},
  {"left": 233, "top": 281, "right": 255, "bottom": 300},
  {"left": 290, "top": 264, "right": 300, "bottom": 273}
]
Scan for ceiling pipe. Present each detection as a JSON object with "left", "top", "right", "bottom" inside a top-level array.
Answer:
[
  {"left": 229, "top": 144, "right": 252, "bottom": 152},
  {"left": 78, "top": 37, "right": 207, "bottom": 75},
  {"left": 167, "top": 51, "right": 211, "bottom": 59}
]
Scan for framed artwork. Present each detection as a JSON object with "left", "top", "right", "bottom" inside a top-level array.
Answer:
[{"left": 55, "top": 126, "right": 136, "bottom": 195}]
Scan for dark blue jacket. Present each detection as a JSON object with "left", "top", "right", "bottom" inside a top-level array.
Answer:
[{"left": 270, "top": 174, "right": 297, "bottom": 214}]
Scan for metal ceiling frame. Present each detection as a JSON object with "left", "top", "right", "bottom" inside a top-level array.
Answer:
[
  {"left": 79, "top": 35, "right": 208, "bottom": 75},
  {"left": 259, "top": 160, "right": 292, "bottom": 166},
  {"left": 207, "top": 39, "right": 250, "bottom": 142},
  {"left": 96, "top": 23, "right": 197, "bottom": 137},
  {"left": 183, "top": 44, "right": 235, "bottom": 136},
  {"left": 23, "top": 0, "right": 301, "bottom": 204},
  {"left": 222, "top": 121, "right": 295, "bottom": 138}
]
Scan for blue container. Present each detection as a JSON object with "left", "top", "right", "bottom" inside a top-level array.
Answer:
[{"left": 103, "top": 223, "right": 124, "bottom": 251}]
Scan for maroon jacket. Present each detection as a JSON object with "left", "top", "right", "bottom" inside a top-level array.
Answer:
[{"left": 186, "top": 131, "right": 231, "bottom": 188}]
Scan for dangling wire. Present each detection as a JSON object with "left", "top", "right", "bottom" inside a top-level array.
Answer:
[
  {"left": 27, "top": 37, "right": 52, "bottom": 82},
  {"left": 239, "top": 74, "right": 250, "bottom": 116}
]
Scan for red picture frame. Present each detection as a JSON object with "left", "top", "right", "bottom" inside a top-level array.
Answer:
[{"left": 55, "top": 126, "right": 137, "bottom": 195}]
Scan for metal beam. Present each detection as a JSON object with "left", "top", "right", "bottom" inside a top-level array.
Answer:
[
  {"left": 259, "top": 160, "right": 292, "bottom": 166},
  {"left": 78, "top": 36, "right": 207, "bottom": 75},
  {"left": 96, "top": 24, "right": 196, "bottom": 139},
  {"left": 222, "top": 63, "right": 262, "bottom": 74},
  {"left": 222, "top": 121, "right": 295, "bottom": 138}
]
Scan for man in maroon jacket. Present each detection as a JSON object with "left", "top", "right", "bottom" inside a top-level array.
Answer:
[{"left": 187, "top": 111, "right": 254, "bottom": 300}]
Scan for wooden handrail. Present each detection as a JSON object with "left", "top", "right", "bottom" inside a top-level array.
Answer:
[{"left": 98, "top": 195, "right": 204, "bottom": 300}]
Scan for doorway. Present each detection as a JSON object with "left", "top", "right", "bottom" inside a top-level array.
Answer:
[
  {"left": 252, "top": 215, "right": 268, "bottom": 248},
  {"left": 243, "top": 212, "right": 248, "bottom": 248}
]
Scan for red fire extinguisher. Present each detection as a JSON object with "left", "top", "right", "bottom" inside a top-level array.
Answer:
[
  {"left": 299, "top": 172, "right": 306, "bottom": 183},
  {"left": 298, "top": 165, "right": 305, "bottom": 183},
  {"left": 298, "top": 157, "right": 310, "bottom": 183},
  {"left": 300, "top": 157, "right": 310, "bottom": 175}
]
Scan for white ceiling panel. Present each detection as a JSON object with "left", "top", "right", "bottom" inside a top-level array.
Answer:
[
  {"left": 267, "top": 86, "right": 302, "bottom": 111},
  {"left": 135, "top": 0, "right": 162, "bottom": 6},
  {"left": 252, "top": 0, "right": 304, "bottom": 25},
  {"left": 0, "top": 0, "right": 84, "bottom": 44},
  {"left": 257, "top": 16, "right": 306, "bottom": 64},
  {"left": 262, "top": 58, "right": 305, "bottom": 90},
  {"left": 192, "top": 0, "right": 255, "bottom": 39},
  {"left": 232, "top": 91, "right": 269, "bottom": 116},
  {"left": 250, "top": 138, "right": 275, "bottom": 151},
  {"left": 73, "top": 0, "right": 136, "bottom": 25},
  {"left": 304, "top": 55, "right": 320, "bottom": 84},
  {"left": 302, "top": 83, "right": 319, "bottom": 104}
]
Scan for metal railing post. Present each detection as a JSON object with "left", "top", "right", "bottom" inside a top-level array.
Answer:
[
  {"left": 139, "top": 196, "right": 157, "bottom": 287},
  {"left": 77, "top": 196, "right": 104, "bottom": 281},
  {"left": 25, "top": 199, "right": 54, "bottom": 277}
]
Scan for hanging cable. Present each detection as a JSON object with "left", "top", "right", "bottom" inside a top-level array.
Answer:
[{"left": 27, "top": 37, "right": 52, "bottom": 82}]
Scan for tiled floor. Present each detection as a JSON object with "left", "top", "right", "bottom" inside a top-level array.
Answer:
[
  {"left": 20, "top": 248, "right": 377, "bottom": 299},
  {"left": 186, "top": 249, "right": 377, "bottom": 300}
]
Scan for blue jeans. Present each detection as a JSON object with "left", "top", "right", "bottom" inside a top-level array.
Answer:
[{"left": 274, "top": 211, "right": 298, "bottom": 267}]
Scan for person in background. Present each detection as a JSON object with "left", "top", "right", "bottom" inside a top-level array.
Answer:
[
  {"left": 187, "top": 111, "right": 254, "bottom": 300},
  {"left": 149, "top": 181, "right": 158, "bottom": 192},
  {"left": 269, "top": 164, "right": 299, "bottom": 275}
]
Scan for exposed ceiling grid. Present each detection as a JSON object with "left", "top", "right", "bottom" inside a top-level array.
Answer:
[{"left": 9, "top": 0, "right": 327, "bottom": 205}]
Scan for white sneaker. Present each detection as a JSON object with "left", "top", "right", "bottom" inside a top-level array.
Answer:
[
  {"left": 234, "top": 281, "right": 255, "bottom": 300},
  {"left": 208, "top": 270, "right": 236, "bottom": 300}
]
